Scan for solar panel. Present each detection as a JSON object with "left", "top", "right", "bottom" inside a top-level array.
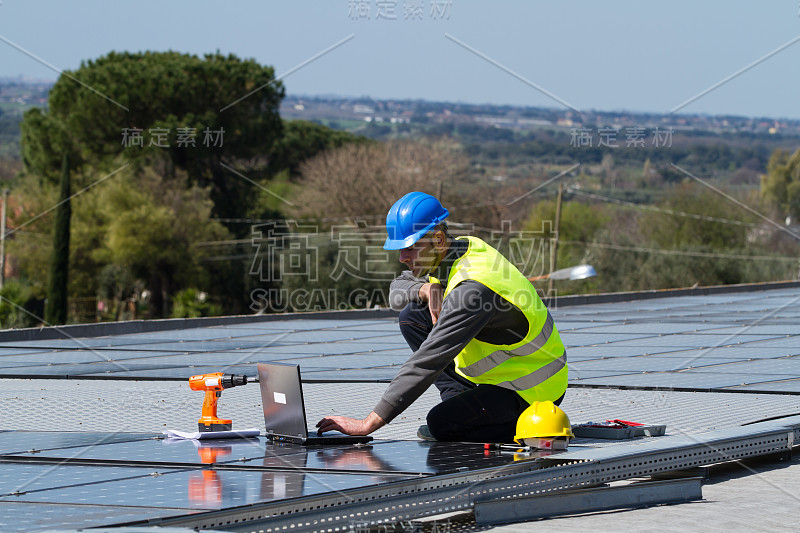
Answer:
[
  {"left": 561, "top": 333, "right": 661, "bottom": 346},
  {"left": 0, "top": 350, "right": 190, "bottom": 364},
  {"left": 683, "top": 359, "right": 800, "bottom": 375},
  {"left": 574, "top": 322, "right": 727, "bottom": 334},
  {"left": 568, "top": 370, "right": 636, "bottom": 381},
  {"left": 269, "top": 353, "right": 408, "bottom": 369},
  {"left": 551, "top": 321, "right": 617, "bottom": 331},
  {"left": 232, "top": 343, "right": 405, "bottom": 355},
  {"left": 0, "top": 348, "right": 54, "bottom": 356},
  {"left": 112, "top": 340, "right": 303, "bottom": 352},
  {"left": 0, "top": 468, "right": 412, "bottom": 510},
  {"left": 12, "top": 436, "right": 277, "bottom": 465},
  {"left": 90, "top": 352, "right": 271, "bottom": 366},
  {"left": 0, "top": 463, "right": 174, "bottom": 496},
  {"left": 0, "top": 337, "right": 175, "bottom": 349},
  {"left": 0, "top": 361, "right": 51, "bottom": 370},
  {"left": 0, "top": 362, "right": 200, "bottom": 377},
  {"left": 606, "top": 333, "right": 784, "bottom": 348},
  {"left": 236, "top": 330, "right": 401, "bottom": 343},
  {"left": 570, "top": 355, "right": 742, "bottom": 373},
  {"left": 729, "top": 337, "right": 800, "bottom": 349},
  {"left": 1, "top": 289, "right": 797, "bottom": 387},
  {"left": 114, "top": 328, "right": 250, "bottom": 341},
  {"left": 301, "top": 368, "right": 398, "bottom": 380},
  {"left": 699, "top": 325, "right": 800, "bottom": 335},
  {"left": 317, "top": 323, "right": 402, "bottom": 333},
  {"left": 220, "top": 319, "right": 389, "bottom": 330},
  {"left": 567, "top": 345, "right": 689, "bottom": 358},
  {"left": 643, "top": 346, "right": 798, "bottom": 359},
  {"left": 81, "top": 365, "right": 260, "bottom": 379},
  {"left": 729, "top": 379, "right": 800, "bottom": 393},
  {"left": 0, "top": 432, "right": 156, "bottom": 455},
  {"left": 573, "top": 371, "right": 798, "bottom": 389},
  {"left": 8, "top": 438, "right": 518, "bottom": 476},
  {"left": 4, "top": 287, "right": 800, "bottom": 533},
  {"left": 0, "top": 501, "right": 190, "bottom": 533},
  {"left": 1, "top": 440, "right": 528, "bottom": 512}
]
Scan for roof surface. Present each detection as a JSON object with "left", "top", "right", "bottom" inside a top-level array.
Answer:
[{"left": 1, "top": 284, "right": 799, "bottom": 531}]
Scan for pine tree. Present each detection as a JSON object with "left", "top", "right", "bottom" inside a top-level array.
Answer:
[{"left": 44, "top": 154, "right": 71, "bottom": 324}]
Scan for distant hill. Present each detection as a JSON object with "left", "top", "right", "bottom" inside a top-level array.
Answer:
[
  {"left": 281, "top": 94, "right": 800, "bottom": 137},
  {"left": 280, "top": 94, "right": 800, "bottom": 187},
  {"left": 2, "top": 82, "right": 799, "bottom": 184}
]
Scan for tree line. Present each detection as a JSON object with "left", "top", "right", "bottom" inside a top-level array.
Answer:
[
  {"left": 0, "top": 50, "right": 797, "bottom": 327},
  {"left": 2, "top": 51, "right": 366, "bottom": 326}
]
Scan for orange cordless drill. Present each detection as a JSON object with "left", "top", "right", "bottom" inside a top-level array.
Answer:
[{"left": 188, "top": 373, "right": 248, "bottom": 432}]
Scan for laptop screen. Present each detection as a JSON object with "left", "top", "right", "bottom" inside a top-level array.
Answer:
[{"left": 257, "top": 362, "right": 309, "bottom": 440}]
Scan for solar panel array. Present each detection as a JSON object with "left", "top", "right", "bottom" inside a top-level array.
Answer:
[
  {"left": 0, "top": 288, "right": 799, "bottom": 392},
  {"left": 2, "top": 286, "right": 800, "bottom": 531},
  {"left": 0, "top": 431, "right": 528, "bottom": 531},
  {"left": 560, "top": 288, "right": 800, "bottom": 393}
]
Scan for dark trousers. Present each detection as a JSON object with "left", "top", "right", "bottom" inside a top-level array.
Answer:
[{"left": 399, "top": 303, "right": 553, "bottom": 443}]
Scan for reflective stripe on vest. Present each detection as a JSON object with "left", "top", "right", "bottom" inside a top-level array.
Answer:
[
  {"left": 458, "top": 313, "right": 555, "bottom": 378},
  {"left": 496, "top": 353, "right": 566, "bottom": 391}
]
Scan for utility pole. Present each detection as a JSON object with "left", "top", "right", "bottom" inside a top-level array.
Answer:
[
  {"left": 0, "top": 189, "right": 8, "bottom": 291},
  {"left": 548, "top": 183, "right": 564, "bottom": 296}
]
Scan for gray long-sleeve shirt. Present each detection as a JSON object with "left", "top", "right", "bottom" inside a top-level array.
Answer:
[{"left": 373, "top": 238, "right": 530, "bottom": 423}]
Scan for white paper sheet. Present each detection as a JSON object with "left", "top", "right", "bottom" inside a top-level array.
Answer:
[{"left": 162, "top": 428, "right": 261, "bottom": 440}]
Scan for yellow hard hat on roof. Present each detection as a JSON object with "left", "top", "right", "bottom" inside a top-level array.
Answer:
[{"left": 514, "top": 401, "right": 574, "bottom": 443}]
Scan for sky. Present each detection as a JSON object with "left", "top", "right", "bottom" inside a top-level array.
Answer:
[{"left": 1, "top": 1, "right": 800, "bottom": 119}]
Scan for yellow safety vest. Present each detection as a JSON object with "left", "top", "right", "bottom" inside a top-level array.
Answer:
[{"left": 442, "top": 236, "right": 567, "bottom": 404}]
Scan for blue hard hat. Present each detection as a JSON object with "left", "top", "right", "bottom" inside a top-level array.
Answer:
[{"left": 384, "top": 192, "right": 449, "bottom": 250}]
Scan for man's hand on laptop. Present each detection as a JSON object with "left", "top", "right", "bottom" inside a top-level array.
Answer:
[{"left": 316, "top": 411, "right": 386, "bottom": 436}]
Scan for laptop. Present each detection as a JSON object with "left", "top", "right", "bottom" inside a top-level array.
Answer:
[{"left": 257, "top": 362, "right": 373, "bottom": 446}]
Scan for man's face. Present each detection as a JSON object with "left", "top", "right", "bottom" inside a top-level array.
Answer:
[{"left": 398, "top": 231, "right": 443, "bottom": 278}]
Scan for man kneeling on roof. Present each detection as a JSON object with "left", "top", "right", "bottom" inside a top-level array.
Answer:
[{"left": 317, "top": 192, "right": 567, "bottom": 442}]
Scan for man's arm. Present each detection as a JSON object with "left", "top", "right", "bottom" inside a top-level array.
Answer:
[
  {"left": 391, "top": 270, "right": 443, "bottom": 324},
  {"left": 316, "top": 282, "right": 529, "bottom": 435},
  {"left": 373, "top": 281, "right": 498, "bottom": 423},
  {"left": 317, "top": 282, "right": 496, "bottom": 435},
  {"left": 388, "top": 271, "right": 427, "bottom": 311},
  {"left": 419, "top": 282, "right": 444, "bottom": 324}
]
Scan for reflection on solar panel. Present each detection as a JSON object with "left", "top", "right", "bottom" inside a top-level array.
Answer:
[
  {"left": 1, "top": 464, "right": 413, "bottom": 510},
  {"left": 4, "top": 438, "right": 513, "bottom": 475},
  {"left": 0, "top": 434, "right": 525, "bottom": 530}
]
